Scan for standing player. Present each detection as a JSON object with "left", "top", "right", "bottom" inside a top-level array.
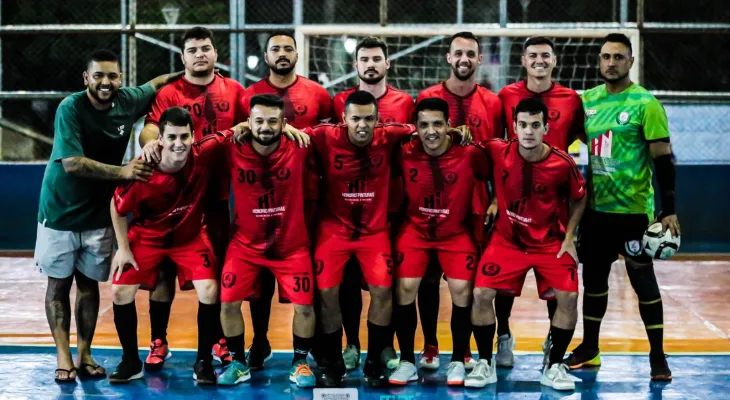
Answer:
[
  {"left": 564, "top": 33, "right": 678, "bottom": 381},
  {"left": 217, "top": 94, "right": 319, "bottom": 388},
  {"left": 467, "top": 98, "right": 586, "bottom": 390},
  {"left": 137, "top": 26, "right": 247, "bottom": 370},
  {"left": 415, "top": 31, "right": 503, "bottom": 368},
  {"left": 494, "top": 36, "right": 586, "bottom": 368},
  {"left": 331, "top": 36, "right": 415, "bottom": 371},
  {"left": 108, "top": 107, "right": 238, "bottom": 384},
  {"left": 243, "top": 32, "right": 332, "bottom": 368},
  {"left": 389, "top": 98, "right": 489, "bottom": 386},
  {"left": 34, "top": 50, "right": 180, "bottom": 382}
]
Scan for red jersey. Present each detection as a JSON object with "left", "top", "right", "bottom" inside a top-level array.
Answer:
[
  {"left": 113, "top": 130, "right": 233, "bottom": 248},
  {"left": 242, "top": 76, "right": 331, "bottom": 129},
  {"left": 499, "top": 80, "right": 585, "bottom": 151},
  {"left": 332, "top": 85, "right": 415, "bottom": 124},
  {"left": 482, "top": 139, "right": 585, "bottom": 253},
  {"left": 398, "top": 139, "right": 490, "bottom": 241},
  {"left": 227, "top": 137, "right": 318, "bottom": 259},
  {"left": 307, "top": 123, "right": 415, "bottom": 239},
  {"left": 146, "top": 75, "right": 247, "bottom": 139},
  {"left": 417, "top": 83, "right": 503, "bottom": 141}
]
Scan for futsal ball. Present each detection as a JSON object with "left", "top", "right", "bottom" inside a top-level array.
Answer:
[{"left": 642, "top": 222, "right": 680, "bottom": 260}]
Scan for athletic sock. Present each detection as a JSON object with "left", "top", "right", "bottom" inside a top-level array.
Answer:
[
  {"left": 582, "top": 291, "right": 609, "bottom": 349},
  {"left": 196, "top": 302, "right": 217, "bottom": 362},
  {"left": 548, "top": 326, "right": 575, "bottom": 367},
  {"left": 450, "top": 304, "right": 472, "bottom": 362},
  {"left": 472, "top": 323, "right": 496, "bottom": 364},
  {"left": 394, "top": 303, "right": 417, "bottom": 363},
  {"left": 149, "top": 299, "right": 172, "bottom": 344},
  {"left": 417, "top": 280, "right": 440, "bottom": 348},
  {"left": 114, "top": 301, "right": 140, "bottom": 362}
]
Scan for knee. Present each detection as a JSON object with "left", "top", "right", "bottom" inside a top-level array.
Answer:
[
  {"left": 556, "top": 291, "right": 579, "bottom": 312},
  {"left": 396, "top": 280, "right": 419, "bottom": 305},
  {"left": 450, "top": 282, "right": 473, "bottom": 307},
  {"left": 221, "top": 302, "right": 241, "bottom": 317},
  {"left": 318, "top": 287, "right": 340, "bottom": 307},
  {"left": 197, "top": 280, "right": 219, "bottom": 304},
  {"left": 625, "top": 262, "right": 660, "bottom": 300},
  {"left": 46, "top": 277, "right": 74, "bottom": 301},
  {"left": 112, "top": 285, "right": 137, "bottom": 305},
  {"left": 369, "top": 286, "right": 393, "bottom": 306},
  {"left": 472, "top": 287, "right": 496, "bottom": 309},
  {"left": 582, "top": 263, "right": 611, "bottom": 293},
  {"left": 294, "top": 304, "right": 315, "bottom": 320}
]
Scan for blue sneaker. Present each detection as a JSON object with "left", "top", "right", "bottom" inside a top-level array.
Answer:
[
  {"left": 289, "top": 360, "right": 316, "bottom": 388},
  {"left": 217, "top": 360, "right": 251, "bottom": 385}
]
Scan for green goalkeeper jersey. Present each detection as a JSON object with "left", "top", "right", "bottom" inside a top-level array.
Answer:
[{"left": 582, "top": 82, "right": 670, "bottom": 216}]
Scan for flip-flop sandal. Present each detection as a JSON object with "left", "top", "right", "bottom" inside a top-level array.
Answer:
[
  {"left": 55, "top": 367, "right": 77, "bottom": 383},
  {"left": 77, "top": 363, "right": 107, "bottom": 379}
]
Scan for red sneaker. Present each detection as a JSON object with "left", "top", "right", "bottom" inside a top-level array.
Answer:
[
  {"left": 144, "top": 339, "right": 171, "bottom": 372},
  {"left": 464, "top": 348, "right": 477, "bottom": 370},
  {"left": 212, "top": 338, "right": 232, "bottom": 367},
  {"left": 418, "top": 344, "right": 440, "bottom": 370}
]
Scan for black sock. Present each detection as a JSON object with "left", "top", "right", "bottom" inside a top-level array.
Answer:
[
  {"left": 340, "top": 280, "right": 362, "bottom": 350},
  {"left": 548, "top": 326, "right": 575, "bottom": 367},
  {"left": 450, "top": 304, "right": 472, "bottom": 362},
  {"left": 226, "top": 333, "right": 246, "bottom": 363},
  {"left": 495, "top": 295, "right": 514, "bottom": 337},
  {"left": 547, "top": 299, "right": 558, "bottom": 321},
  {"left": 394, "top": 303, "right": 417, "bottom": 363},
  {"left": 472, "top": 323, "right": 496, "bottom": 364},
  {"left": 149, "top": 299, "right": 172, "bottom": 344},
  {"left": 417, "top": 280, "right": 440, "bottom": 348},
  {"left": 367, "top": 321, "right": 388, "bottom": 364},
  {"left": 250, "top": 272, "right": 275, "bottom": 345},
  {"left": 293, "top": 335, "right": 313, "bottom": 364},
  {"left": 114, "top": 302, "right": 140, "bottom": 362},
  {"left": 197, "top": 302, "right": 217, "bottom": 362},
  {"left": 638, "top": 297, "right": 665, "bottom": 356},
  {"left": 582, "top": 291, "right": 609, "bottom": 349},
  {"left": 210, "top": 302, "right": 224, "bottom": 344}
]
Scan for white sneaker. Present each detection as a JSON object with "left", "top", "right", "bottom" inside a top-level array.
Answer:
[
  {"left": 446, "top": 362, "right": 466, "bottom": 386},
  {"left": 495, "top": 334, "right": 515, "bottom": 368},
  {"left": 418, "top": 344, "right": 440, "bottom": 370},
  {"left": 388, "top": 360, "right": 418, "bottom": 385},
  {"left": 540, "top": 363, "right": 575, "bottom": 391},
  {"left": 464, "top": 359, "right": 498, "bottom": 388},
  {"left": 542, "top": 332, "right": 552, "bottom": 367},
  {"left": 464, "top": 349, "right": 477, "bottom": 370}
]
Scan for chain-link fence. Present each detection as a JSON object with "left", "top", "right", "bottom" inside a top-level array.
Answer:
[{"left": 0, "top": 0, "right": 728, "bottom": 164}]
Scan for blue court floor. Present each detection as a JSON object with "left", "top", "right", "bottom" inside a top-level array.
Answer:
[{"left": 1, "top": 345, "right": 728, "bottom": 399}]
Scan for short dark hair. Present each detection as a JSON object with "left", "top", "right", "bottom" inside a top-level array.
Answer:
[
  {"left": 523, "top": 36, "right": 555, "bottom": 53},
  {"left": 86, "top": 49, "right": 119, "bottom": 69},
  {"left": 266, "top": 32, "right": 297, "bottom": 49},
  {"left": 514, "top": 98, "right": 548, "bottom": 125},
  {"left": 602, "top": 33, "right": 632, "bottom": 55},
  {"left": 450, "top": 31, "right": 480, "bottom": 50},
  {"left": 182, "top": 26, "right": 216, "bottom": 49},
  {"left": 355, "top": 36, "right": 388, "bottom": 58},
  {"left": 344, "top": 90, "right": 378, "bottom": 114},
  {"left": 415, "top": 98, "right": 449, "bottom": 122},
  {"left": 249, "top": 94, "right": 284, "bottom": 112},
  {"left": 159, "top": 107, "right": 194, "bottom": 135}
]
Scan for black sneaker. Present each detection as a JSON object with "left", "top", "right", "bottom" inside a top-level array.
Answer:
[
  {"left": 363, "top": 357, "right": 387, "bottom": 388},
  {"left": 193, "top": 359, "right": 217, "bottom": 385},
  {"left": 247, "top": 340, "right": 273, "bottom": 370},
  {"left": 109, "top": 358, "right": 143, "bottom": 384},
  {"left": 650, "top": 353, "right": 672, "bottom": 381},
  {"left": 563, "top": 344, "right": 601, "bottom": 369}
]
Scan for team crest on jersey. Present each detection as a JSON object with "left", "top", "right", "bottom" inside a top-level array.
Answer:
[
  {"left": 533, "top": 183, "right": 546, "bottom": 195},
  {"left": 295, "top": 104, "right": 308, "bottom": 116},
  {"left": 624, "top": 240, "right": 643, "bottom": 256},
  {"left": 586, "top": 109, "right": 597, "bottom": 119},
  {"left": 222, "top": 273, "right": 237, "bottom": 288},
  {"left": 444, "top": 172, "right": 459, "bottom": 184},
  {"left": 276, "top": 168, "right": 291, "bottom": 181},
  {"left": 217, "top": 101, "right": 230, "bottom": 112},
  {"left": 481, "top": 263, "right": 501, "bottom": 277},
  {"left": 384, "top": 116, "right": 396, "bottom": 123},
  {"left": 369, "top": 154, "right": 384, "bottom": 168},
  {"left": 617, "top": 111, "right": 630, "bottom": 125},
  {"left": 548, "top": 110, "right": 561, "bottom": 121},
  {"left": 468, "top": 114, "right": 481, "bottom": 127}
]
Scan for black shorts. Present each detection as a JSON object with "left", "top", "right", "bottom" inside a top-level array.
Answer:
[{"left": 578, "top": 209, "right": 652, "bottom": 265}]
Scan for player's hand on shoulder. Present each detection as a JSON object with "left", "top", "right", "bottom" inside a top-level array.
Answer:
[
  {"left": 111, "top": 248, "right": 138, "bottom": 282},
  {"left": 231, "top": 121, "right": 251, "bottom": 145},
  {"left": 660, "top": 214, "right": 680, "bottom": 238},
  {"left": 451, "top": 125, "right": 472, "bottom": 145},
  {"left": 283, "top": 124, "right": 310, "bottom": 148},
  {"left": 485, "top": 199, "right": 498, "bottom": 228},
  {"left": 121, "top": 159, "right": 154, "bottom": 182},
  {"left": 141, "top": 139, "right": 162, "bottom": 164}
]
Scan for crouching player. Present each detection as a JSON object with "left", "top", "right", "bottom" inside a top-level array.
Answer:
[
  {"left": 467, "top": 98, "right": 586, "bottom": 390},
  {"left": 108, "top": 107, "right": 238, "bottom": 384}
]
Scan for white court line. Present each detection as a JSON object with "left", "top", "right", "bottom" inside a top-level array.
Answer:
[{"left": 660, "top": 286, "right": 730, "bottom": 340}]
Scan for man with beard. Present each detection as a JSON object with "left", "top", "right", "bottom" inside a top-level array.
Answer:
[
  {"left": 217, "top": 94, "right": 319, "bottom": 388},
  {"left": 564, "top": 33, "right": 677, "bottom": 381},
  {"left": 34, "top": 49, "right": 181, "bottom": 382},
  {"left": 413, "top": 31, "right": 502, "bottom": 370},
  {"left": 136, "top": 26, "right": 245, "bottom": 371},
  {"left": 330, "top": 36, "right": 414, "bottom": 372},
  {"left": 242, "top": 32, "right": 332, "bottom": 369}
]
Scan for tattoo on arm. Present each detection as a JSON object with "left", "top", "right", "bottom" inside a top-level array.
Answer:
[{"left": 61, "top": 157, "right": 122, "bottom": 180}]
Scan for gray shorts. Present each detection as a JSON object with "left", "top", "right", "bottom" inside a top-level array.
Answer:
[{"left": 34, "top": 222, "right": 114, "bottom": 282}]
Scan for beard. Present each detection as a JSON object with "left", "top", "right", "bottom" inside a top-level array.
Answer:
[
  {"left": 359, "top": 70, "right": 385, "bottom": 85},
  {"left": 600, "top": 69, "right": 629, "bottom": 84},
  {"left": 269, "top": 58, "right": 296, "bottom": 76},
  {"left": 451, "top": 63, "right": 475, "bottom": 81},
  {"left": 190, "top": 67, "right": 214, "bottom": 78},
  {"left": 87, "top": 85, "right": 118, "bottom": 104},
  {"left": 253, "top": 130, "right": 282, "bottom": 146}
]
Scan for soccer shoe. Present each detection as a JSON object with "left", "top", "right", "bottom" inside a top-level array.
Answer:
[
  {"left": 342, "top": 344, "right": 361, "bottom": 371},
  {"left": 464, "top": 359, "right": 497, "bottom": 388},
  {"left": 564, "top": 344, "right": 601, "bottom": 369},
  {"left": 540, "top": 363, "right": 575, "bottom": 391},
  {"left": 495, "top": 334, "right": 515, "bottom": 368},
  {"left": 247, "top": 340, "right": 273, "bottom": 370},
  {"left": 212, "top": 339, "right": 233, "bottom": 367},
  {"left": 381, "top": 346, "right": 400, "bottom": 370},
  {"left": 650, "top": 353, "right": 672, "bottom": 381},
  {"left": 388, "top": 360, "right": 418, "bottom": 385},
  {"left": 217, "top": 360, "right": 251, "bottom": 385},
  {"left": 109, "top": 359, "right": 144, "bottom": 384},
  {"left": 364, "top": 357, "right": 388, "bottom": 387},
  {"left": 446, "top": 362, "right": 466, "bottom": 386},
  {"left": 193, "top": 359, "right": 217, "bottom": 385},
  {"left": 542, "top": 333, "right": 553, "bottom": 368},
  {"left": 418, "top": 344, "right": 440, "bottom": 370},
  {"left": 144, "top": 339, "right": 172, "bottom": 372},
  {"left": 289, "top": 360, "right": 316, "bottom": 388},
  {"left": 464, "top": 348, "right": 477, "bottom": 370}
]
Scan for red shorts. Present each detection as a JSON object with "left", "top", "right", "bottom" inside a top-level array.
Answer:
[
  {"left": 314, "top": 230, "right": 392, "bottom": 290},
  {"left": 114, "top": 232, "right": 217, "bottom": 290},
  {"left": 221, "top": 242, "right": 314, "bottom": 305},
  {"left": 395, "top": 227, "right": 478, "bottom": 281},
  {"left": 475, "top": 234, "right": 578, "bottom": 299}
]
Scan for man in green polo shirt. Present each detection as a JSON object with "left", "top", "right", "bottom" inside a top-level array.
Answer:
[{"left": 35, "top": 49, "right": 182, "bottom": 382}]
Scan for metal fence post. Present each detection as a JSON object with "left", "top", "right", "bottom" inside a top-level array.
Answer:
[
  {"left": 237, "top": 0, "right": 246, "bottom": 85},
  {"left": 498, "top": 0, "right": 509, "bottom": 90},
  {"left": 230, "top": 0, "right": 238, "bottom": 82}
]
